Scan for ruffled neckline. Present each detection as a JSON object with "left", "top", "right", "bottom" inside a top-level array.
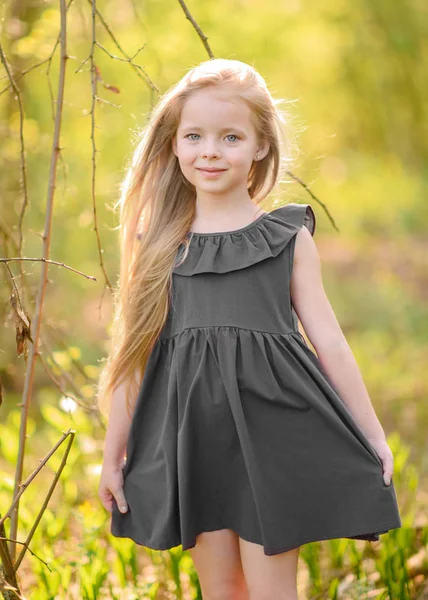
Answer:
[
  {"left": 173, "top": 202, "right": 316, "bottom": 276},
  {"left": 188, "top": 209, "right": 271, "bottom": 237}
]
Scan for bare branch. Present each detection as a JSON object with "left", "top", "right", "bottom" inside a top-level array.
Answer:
[
  {"left": 0, "top": 44, "right": 30, "bottom": 288},
  {"left": 37, "top": 347, "right": 106, "bottom": 432},
  {"left": 89, "top": 0, "right": 114, "bottom": 304},
  {"left": 8, "top": 0, "right": 69, "bottom": 563},
  {"left": 0, "top": 429, "right": 76, "bottom": 570},
  {"left": 42, "top": 323, "right": 96, "bottom": 384},
  {"left": 176, "top": 0, "right": 214, "bottom": 59},
  {"left": 0, "top": 257, "right": 97, "bottom": 281},
  {"left": 85, "top": 0, "right": 159, "bottom": 92},
  {"left": 14, "top": 430, "right": 75, "bottom": 570},
  {"left": 0, "top": 0, "right": 74, "bottom": 97},
  {"left": 284, "top": 169, "right": 339, "bottom": 231},
  {"left": 0, "top": 535, "right": 52, "bottom": 571},
  {"left": 94, "top": 94, "right": 121, "bottom": 109},
  {"left": 0, "top": 58, "right": 51, "bottom": 96},
  {"left": 95, "top": 39, "right": 147, "bottom": 67}
]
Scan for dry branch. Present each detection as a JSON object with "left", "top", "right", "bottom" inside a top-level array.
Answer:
[{"left": 8, "top": 0, "right": 69, "bottom": 565}]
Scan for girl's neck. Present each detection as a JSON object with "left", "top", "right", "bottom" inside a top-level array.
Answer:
[{"left": 190, "top": 201, "right": 266, "bottom": 235}]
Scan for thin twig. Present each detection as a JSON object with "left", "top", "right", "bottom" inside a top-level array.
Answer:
[
  {"left": 42, "top": 323, "right": 95, "bottom": 384},
  {"left": 89, "top": 0, "right": 114, "bottom": 311},
  {"left": 0, "top": 43, "right": 30, "bottom": 290},
  {"left": 0, "top": 0, "right": 73, "bottom": 97},
  {"left": 37, "top": 347, "right": 106, "bottom": 432},
  {"left": 0, "top": 257, "right": 97, "bottom": 280},
  {"left": 83, "top": 0, "right": 159, "bottom": 92},
  {"left": 0, "top": 58, "right": 51, "bottom": 96},
  {"left": 176, "top": 0, "right": 214, "bottom": 59},
  {"left": 37, "top": 351, "right": 94, "bottom": 411},
  {"left": 94, "top": 94, "right": 121, "bottom": 109},
  {"left": 0, "top": 536, "right": 51, "bottom": 570},
  {"left": 95, "top": 40, "right": 146, "bottom": 64},
  {"left": 284, "top": 169, "right": 339, "bottom": 231}
]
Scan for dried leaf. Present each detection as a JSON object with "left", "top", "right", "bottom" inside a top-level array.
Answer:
[
  {"left": 10, "top": 292, "right": 33, "bottom": 356},
  {"left": 103, "top": 83, "right": 120, "bottom": 94},
  {"left": 94, "top": 64, "right": 102, "bottom": 81}
]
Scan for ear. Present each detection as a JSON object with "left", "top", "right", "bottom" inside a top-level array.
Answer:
[{"left": 255, "top": 138, "right": 270, "bottom": 161}]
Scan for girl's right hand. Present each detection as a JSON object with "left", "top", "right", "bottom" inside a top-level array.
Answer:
[{"left": 98, "top": 462, "right": 128, "bottom": 514}]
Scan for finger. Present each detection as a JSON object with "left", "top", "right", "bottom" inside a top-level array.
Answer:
[
  {"left": 114, "top": 489, "right": 128, "bottom": 513},
  {"left": 383, "top": 460, "right": 394, "bottom": 486}
]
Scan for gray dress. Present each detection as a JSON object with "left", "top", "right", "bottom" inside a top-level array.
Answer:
[{"left": 110, "top": 202, "right": 402, "bottom": 556}]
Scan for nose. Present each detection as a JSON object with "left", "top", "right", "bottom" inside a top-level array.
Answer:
[{"left": 201, "top": 145, "right": 220, "bottom": 159}]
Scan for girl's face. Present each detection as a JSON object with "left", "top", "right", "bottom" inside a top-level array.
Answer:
[{"left": 172, "top": 87, "right": 269, "bottom": 198}]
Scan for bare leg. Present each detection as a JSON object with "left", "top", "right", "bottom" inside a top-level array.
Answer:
[
  {"left": 239, "top": 537, "right": 300, "bottom": 600},
  {"left": 188, "top": 529, "right": 249, "bottom": 600}
]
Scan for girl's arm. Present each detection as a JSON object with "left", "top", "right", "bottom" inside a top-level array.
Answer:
[
  {"left": 290, "top": 226, "right": 384, "bottom": 439},
  {"left": 102, "top": 372, "right": 139, "bottom": 468},
  {"left": 290, "top": 226, "right": 394, "bottom": 484},
  {"left": 99, "top": 372, "right": 140, "bottom": 514}
]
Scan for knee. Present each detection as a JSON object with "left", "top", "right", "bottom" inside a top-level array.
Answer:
[
  {"left": 203, "top": 578, "right": 248, "bottom": 600},
  {"left": 248, "top": 588, "right": 298, "bottom": 600}
]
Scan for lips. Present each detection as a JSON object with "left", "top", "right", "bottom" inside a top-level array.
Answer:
[{"left": 197, "top": 168, "right": 227, "bottom": 172}]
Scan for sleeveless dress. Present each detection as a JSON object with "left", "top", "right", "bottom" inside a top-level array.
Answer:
[{"left": 110, "top": 202, "right": 402, "bottom": 556}]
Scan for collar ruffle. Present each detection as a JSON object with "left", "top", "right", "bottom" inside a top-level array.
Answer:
[{"left": 173, "top": 203, "right": 316, "bottom": 276}]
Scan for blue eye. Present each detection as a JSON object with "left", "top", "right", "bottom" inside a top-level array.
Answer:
[{"left": 184, "top": 133, "right": 240, "bottom": 142}]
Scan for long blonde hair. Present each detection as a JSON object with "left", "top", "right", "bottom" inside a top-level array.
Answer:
[{"left": 97, "top": 58, "right": 299, "bottom": 420}]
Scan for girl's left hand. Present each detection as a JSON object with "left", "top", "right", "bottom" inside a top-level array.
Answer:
[{"left": 367, "top": 436, "right": 394, "bottom": 486}]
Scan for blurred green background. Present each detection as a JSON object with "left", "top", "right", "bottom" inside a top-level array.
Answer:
[{"left": 1, "top": 0, "right": 427, "bottom": 597}]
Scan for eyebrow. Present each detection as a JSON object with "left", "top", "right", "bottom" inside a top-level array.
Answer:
[{"left": 180, "top": 126, "right": 247, "bottom": 136}]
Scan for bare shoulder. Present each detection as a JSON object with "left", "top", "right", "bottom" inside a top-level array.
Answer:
[
  {"left": 290, "top": 226, "right": 346, "bottom": 352},
  {"left": 294, "top": 223, "right": 319, "bottom": 254}
]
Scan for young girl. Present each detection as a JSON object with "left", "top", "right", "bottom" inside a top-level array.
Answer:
[{"left": 98, "top": 58, "right": 402, "bottom": 599}]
